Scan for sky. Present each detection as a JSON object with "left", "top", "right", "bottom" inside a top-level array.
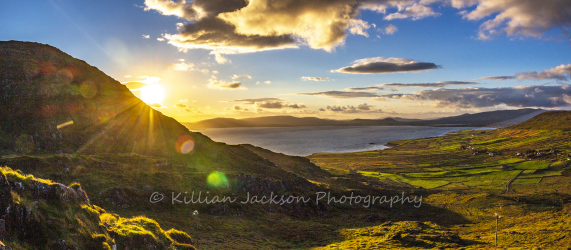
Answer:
[{"left": 1, "top": 0, "right": 571, "bottom": 122}]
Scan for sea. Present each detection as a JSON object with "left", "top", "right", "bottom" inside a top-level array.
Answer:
[{"left": 197, "top": 126, "right": 488, "bottom": 156}]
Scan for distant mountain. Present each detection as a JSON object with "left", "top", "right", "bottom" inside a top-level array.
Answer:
[
  {"left": 418, "top": 108, "right": 545, "bottom": 127},
  {"left": 506, "top": 111, "right": 571, "bottom": 130},
  {"left": 184, "top": 109, "right": 544, "bottom": 130}
]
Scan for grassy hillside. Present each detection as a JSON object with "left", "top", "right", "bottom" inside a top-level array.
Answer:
[
  {"left": 0, "top": 166, "right": 195, "bottom": 249},
  {"left": 310, "top": 113, "right": 571, "bottom": 249},
  {"left": 507, "top": 111, "right": 571, "bottom": 130}
]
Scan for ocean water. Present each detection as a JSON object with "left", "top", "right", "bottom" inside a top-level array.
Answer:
[{"left": 197, "top": 126, "right": 486, "bottom": 156}]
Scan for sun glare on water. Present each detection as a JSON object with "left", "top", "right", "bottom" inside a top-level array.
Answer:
[{"left": 140, "top": 83, "right": 165, "bottom": 105}]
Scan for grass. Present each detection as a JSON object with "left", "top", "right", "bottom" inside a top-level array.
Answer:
[
  {"left": 0, "top": 167, "right": 196, "bottom": 250},
  {"left": 1, "top": 113, "right": 571, "bottom": 248},
  {"left": 315, "top": 221, "right": 465, "bottom": 249},
  {"left": 309, "top": 123, "right": 571, "bottom": 248},
  {"left": 359, "top": 171, "right": 450, "bottom": 189},
  {"left": 515, "top": 161, "right": 550, "bottom": 170}
]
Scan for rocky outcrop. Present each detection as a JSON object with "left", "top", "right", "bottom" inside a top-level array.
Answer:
[{"left": 0, "top": 168, "right": 195, "bottom": 249}]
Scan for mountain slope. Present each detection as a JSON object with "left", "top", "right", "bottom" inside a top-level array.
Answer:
[
  {"left": 0, "top": 41, "right": 305, "bottom": 177},
  {"left": 0, "top": 41, "right": 194, "bottom": 156},
  {"left": 422, "top": 108, "right": 544, "bottom": 127},
  {"left": 506, "top": 111, "right": 571, "bottom": 130}
]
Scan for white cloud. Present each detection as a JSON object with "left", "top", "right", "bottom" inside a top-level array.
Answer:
[
  {"left": 454, "top": 0, "right": 571, "bottom": 40},
  {"left": 384, "top": 4, "right": 440, "bottom": 20},
  {"left": 232, "top": 74, "right": 252, "bottom": 80},
  {"left": 516, "top": 64, "right": 571, "bottom": 81},
  {"left": 208, "top": 79, "right": 246, "bottom": 90},
  {"left": 301, "top": 76, "right": 330, "bottom": 81},
  {"left": 384, "top": 24, "right": 398, "bottom": 35},
  {"left": 169, "top": 62, "right": 195, "bottom": 71},
  {"left": 215, "top": 53, "right": 231, "bottom": 64}
]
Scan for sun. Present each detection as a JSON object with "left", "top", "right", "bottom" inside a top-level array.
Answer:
[{"left": 140, "top": 83, "right": 165, "bottom": 105}]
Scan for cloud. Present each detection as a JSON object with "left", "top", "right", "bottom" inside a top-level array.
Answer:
[
  {"left": 516, "top": 64, "right": 571, "bottom": 81},
  {"left": 173, "top": 102, "right": 201, "bottom": 113},
  {"left": 169, "top": 62, "right": 195, "bottom": 71},
  {"left": 148, "top": 103, "right": 164, "bottom": 108},
  {"left": 301, "top": 76, "right": 330, "bottom": 81},
  {"left": 142, "top": 34, "right": 150, "bottom": 39},
  {"left": 452, "top": 0, "right": 571, "bottom": 40},
  {"left": 228, "top": 97, "right": 305, "bottom": 109},
  {"left": 228, "top": 98, "right": 283, "bottom": 104},
  {"left": 345, "top": 86, "right": 385, "bottom": 91},
  {"left": 157, "top": 38, "right": 165, "bottom": 41},
  {"left": 323, "top": 103, "right": 383, "bottom": 113},
  {"left": 145, "top": 0, "right": 570, "bottom": 54},
  {"left": 208, "top": 79, "right": 246, "bottom": 90},
  {"left": 378, "top": 85, "right": 571, "bottom": 108},
  {"left": 143, "top": 0, "right": 381, "bottom": 53},
  {"left": 384, "top": 24, "right": 398, "bottom": 35},
  {"left": 232, "top": 74, "right": 252, "bottom": 80},
  {"left": 264, "top": 80, "right": 272, "bottom": 84},
  {"left": 231, "top": 105, "right": 249, "bottom": 111},
  {"left": 144, "top": 0, "right": 300, "bottom": 53},
  {"left": 168, "top": 61, "right": 210, "bottom": 73},
  {"left": 218, "top": 0, "right": 374, "bottom": 51},
  {"left": 297, "top": 90, "right": 380, "bottom": 99},
  {"left": 348, "top": 19, "right": 372, "bottom": 37},
  {"left": 332, "top": 57, "right": 440, "bottom": 74},
  {"left": 122, "top": 81, "right": 147, "bottom": 90},
  {"left": 215, "top": 53, "right": 231, "bottom": 64},
  {"left": 122, "top": 75, "right": 164, "bottom": 90},
  {"left": 381, "top": 81, "right": 478, "bottom": 88},
  {"left": 384, "top": 4, "right": 440, "bottom": 20},
  {"left": 255, "top": 101, "right": 306, "bottom": 109},
  {"left": 137, "top": 75, "right": 162, "bottom": 84},
  {"left": 475, "top": 76, "right": 516, "bottom": 81}
]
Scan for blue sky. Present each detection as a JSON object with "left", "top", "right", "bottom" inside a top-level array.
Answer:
[{"left": 2, "top": 0, "right": 570, "bottom": 122}]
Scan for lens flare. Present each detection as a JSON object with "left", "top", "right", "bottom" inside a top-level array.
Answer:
[
  {"left": 207, "top": 171, "right": 229, "bottom": 188},
  {"left": 57, "top": 120, "right": 74, "bottom": 130},
  {"left": 80, "top": 81, "right": 98, "bottom": 98},
  {"left": 175, "top": 134, "right": 195, "bottom": 154}
]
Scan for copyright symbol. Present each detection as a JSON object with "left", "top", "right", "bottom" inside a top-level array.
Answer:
[{"left": 150, "top": 192, "right": 164, "bottom": 203}]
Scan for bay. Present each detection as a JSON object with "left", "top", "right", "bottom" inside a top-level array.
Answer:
[{"left": 197, "top": 126, "right": 486, "bottom": 156}]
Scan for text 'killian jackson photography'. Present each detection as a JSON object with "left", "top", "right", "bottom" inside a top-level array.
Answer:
[{"left": 150, "top": 191, "right": 423, "bottom": 208}]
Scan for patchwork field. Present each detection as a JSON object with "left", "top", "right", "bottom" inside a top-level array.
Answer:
[{"left": 309, "top": 124, "right": 571, "bottom": 249}]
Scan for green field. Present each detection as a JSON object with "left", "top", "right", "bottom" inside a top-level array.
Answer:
[{"left": 309, "top": 125, "right": 571, "bottom": 249}]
